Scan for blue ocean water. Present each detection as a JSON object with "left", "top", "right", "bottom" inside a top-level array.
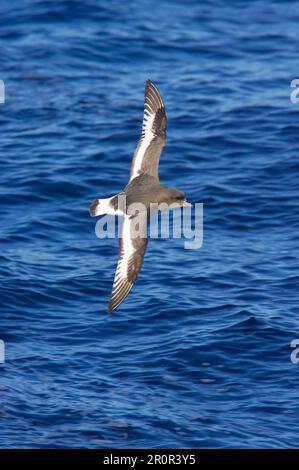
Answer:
[{"left": 1, "top": 0, "right": 299, "bottom": 449}]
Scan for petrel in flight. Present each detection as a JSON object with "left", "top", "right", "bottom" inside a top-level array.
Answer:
[{"left": 90, "top": 80, "right": 191, "bottom": 313}]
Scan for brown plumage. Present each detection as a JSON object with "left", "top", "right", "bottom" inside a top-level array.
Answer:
[{"left": 90, "top": 80, "right": 191, "bottom": 313}]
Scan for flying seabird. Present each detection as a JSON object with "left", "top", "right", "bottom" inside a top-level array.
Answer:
[{"left": 90, "top": 80, "right": 191, "bottom": 313}]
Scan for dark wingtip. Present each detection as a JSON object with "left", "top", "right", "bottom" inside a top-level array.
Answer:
[
  {"left": 107, "top": 301, "right": 115, "bottom": 314},
  {"left": 89, "top": 199, "right": 99, "bottom": 217},
  {"left": 145, "top": 79, "right": 152, "bottom": 93},
  {"left": 146, "top": 79, "right": 157, "bottom": 88},
  {"left": 146, "top": 79, "right": 157, "bottom": 91}
]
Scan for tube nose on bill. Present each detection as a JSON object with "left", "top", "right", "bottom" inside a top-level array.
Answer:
[{"left": 182, "top": 200, "right": 193, "bottom": 208}]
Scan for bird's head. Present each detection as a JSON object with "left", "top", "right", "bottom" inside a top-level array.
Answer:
[{"left": 167, "top": 189, "right": 192, "bottom": 208}]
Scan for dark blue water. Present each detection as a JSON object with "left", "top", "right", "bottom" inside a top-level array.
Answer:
[{"left": 1, "top": 0, "right": 299, "bottom": 448}]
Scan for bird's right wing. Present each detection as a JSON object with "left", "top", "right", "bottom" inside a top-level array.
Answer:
[
  {"left": 108, "top": 213, "right": 148, "bottom": 313},
  {"left": 130, "top": 80, "right": 167, "bottom": 181}
]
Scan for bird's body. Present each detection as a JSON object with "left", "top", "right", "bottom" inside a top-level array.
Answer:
[{"left": 90, "top": 80, "right": 190, "bottom": 312}]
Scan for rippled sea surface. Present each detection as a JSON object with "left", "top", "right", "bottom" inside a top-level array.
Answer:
[{"left": 1, "top": 0, "right": 299, "bottom": 448}]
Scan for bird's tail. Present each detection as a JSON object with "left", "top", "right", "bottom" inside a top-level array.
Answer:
[
  {"left": 89, "top": 195, "right": 125, "bottom": 217},
  {"left": 89, "top": 197, "right": 112, "bottom": 217}
]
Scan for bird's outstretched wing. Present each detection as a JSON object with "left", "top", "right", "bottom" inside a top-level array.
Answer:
[
  {"left": 108, "top": 213, "right": 148, "bottom": 313},
  {"left": 130, "top": 80, "right": 167, "bottom": 181}
]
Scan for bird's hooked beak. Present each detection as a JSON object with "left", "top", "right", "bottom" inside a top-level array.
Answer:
[{"left": 182, "top": 199, "right": 193, "bottom": 208}]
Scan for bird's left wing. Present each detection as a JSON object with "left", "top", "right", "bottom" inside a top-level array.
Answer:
[
  {"left": 130, "top": 80, "right": 167, "bottom": 181},
  {"left": 108, "top": 213, "right": 148, "bottom": 313}
]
